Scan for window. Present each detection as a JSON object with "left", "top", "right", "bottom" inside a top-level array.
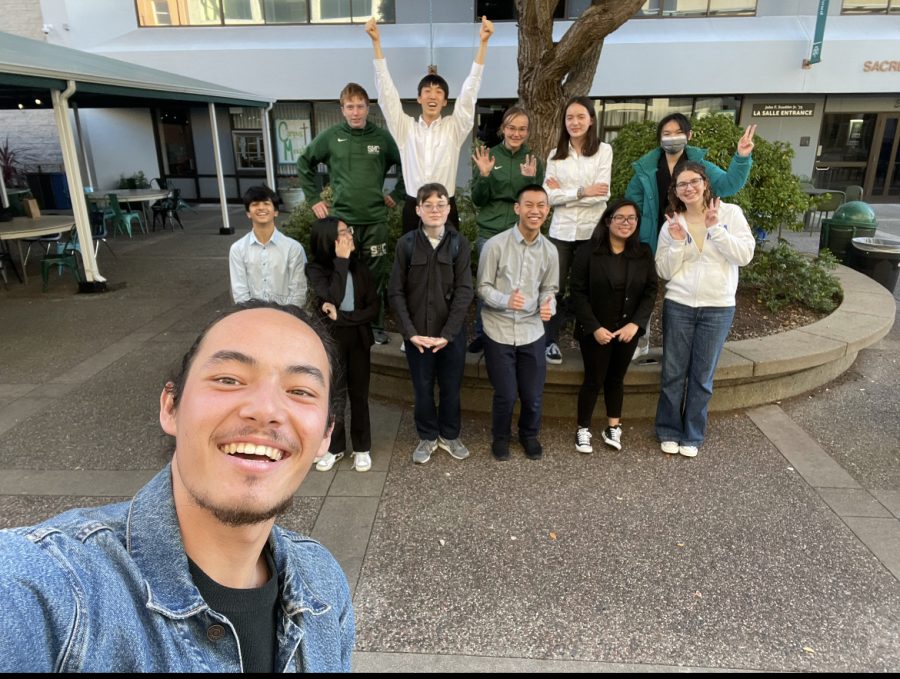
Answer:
[
  {"left": 636, "top": 0, "right": 756, "bottom": 17},
  {"left": 596, "top": 96, "right": 741, "bottom": 142},
  {"left": 841, "top": 0, "right": 900, "bottom": 12},
  {"left": 233, "top": 131, "right": 266, "bottom": 170},
  {"left": 135, "top": 0, "right": 393, "bottom": 25},
  {"left": 474, "top": 1, "right": 565, "bottom": 21}
]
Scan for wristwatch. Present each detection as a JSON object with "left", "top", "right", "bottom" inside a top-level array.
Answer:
[{"left": 576, "top": 186, "right": 585, "bottom": 200}]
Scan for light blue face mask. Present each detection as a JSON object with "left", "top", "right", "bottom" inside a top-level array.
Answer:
[{"left": 660, "top": 134, "right": 688, "bottom": 155}]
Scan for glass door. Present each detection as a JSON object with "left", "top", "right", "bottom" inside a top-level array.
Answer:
[{"left": 865, "top": 114, "right": 900, "bottom": 202}]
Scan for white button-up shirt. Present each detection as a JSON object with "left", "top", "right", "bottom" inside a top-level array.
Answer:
[
  {"left": 373, "top": 58, "right": 483, "bottom": 198},
  {"left": 544, "top": 142, "right": 613, "bottom": 241},
  {"left": 229, "top": 228, "right": 308, "bottom": 307}
]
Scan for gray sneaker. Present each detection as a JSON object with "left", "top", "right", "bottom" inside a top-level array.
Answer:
[
  {"left": 438, "top": 436, "right": 470, "bottom": 460},
  {"left": 412, "top": 439, "right": 437, "bottom": 464}
]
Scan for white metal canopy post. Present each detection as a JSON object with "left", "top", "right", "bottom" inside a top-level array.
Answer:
[
  {"left": 53, "top": 82, "right": 103, "bottom": 285},
  {"left": 262, "top": 103, "right": 275, "bottom": 192},
  {"left": 209, "top": 102, "right": 232, "bottom": 235},
  {"left": 0, "top": 162, "right": 8, "bottom": 209}
]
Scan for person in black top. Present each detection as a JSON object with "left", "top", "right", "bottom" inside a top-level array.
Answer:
[
  {"left": 306, "top": 217, "right": 379, "bottom": 473},
  {"left": 569, "top": 199, "right": 657, "bottom": 453},
  {"left": 388, "top": 183, "right": 474, "bottom": 465}
]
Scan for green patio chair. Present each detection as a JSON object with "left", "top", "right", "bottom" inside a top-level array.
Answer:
[{"left": 104, "top": 194, "right": 145, "bottom": 237}]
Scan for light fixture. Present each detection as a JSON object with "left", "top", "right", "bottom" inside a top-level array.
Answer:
[
  {"left": 34, "top": 98, "right": 42, "bottom": 105},
  {"left": 17, "top": 103, "right": 24, "bottom": 109}
]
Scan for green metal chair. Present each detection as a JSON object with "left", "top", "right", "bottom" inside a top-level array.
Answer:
[
  {"left": 104, "top": 194, "right": 145, "bottom": 237},
  {"left": 843, "top": 185, "right": 864, "bottom": 203},
  {"left": 806, "top": 190, "right": 845, "bottom": 234},
  {"left": 41, "top": 227, "right": 82, "bottom": 291}
]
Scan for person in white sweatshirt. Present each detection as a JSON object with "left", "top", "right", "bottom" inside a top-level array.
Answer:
[{"left": 654, "top": 161, "right": 755, "bottom": 459}]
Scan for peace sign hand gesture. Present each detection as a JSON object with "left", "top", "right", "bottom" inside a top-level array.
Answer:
[
  {"left": 666, "top": 214, "right": 686, "bottom": 241},
  {"left": 737, "top": 124, "right": 756, "bottom": 157},
  {"left": 472, "top": 145, "right": 495, "bottom": 177},
  {"left": 705, "top": 197, "right": 721, "bottom": 229},
  {"left": 520, "top": 154, "right": 538, "bottom": 177}
]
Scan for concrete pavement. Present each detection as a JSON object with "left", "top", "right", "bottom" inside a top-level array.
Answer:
[{"left": 0, "top": 205, "right": 898, "bottom": 672}]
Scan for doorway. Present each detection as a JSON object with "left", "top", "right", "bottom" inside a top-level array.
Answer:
[{"left": 864, "top": 113, "right": 900, "bottom": 202}]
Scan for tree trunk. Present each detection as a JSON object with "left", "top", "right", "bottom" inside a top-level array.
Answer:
[{"left": 515, "top": 0, "right": 646, "bottom": 161}]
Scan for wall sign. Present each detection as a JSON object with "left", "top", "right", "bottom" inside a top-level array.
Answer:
[
  {"left": 751, "top": 103, "right": 816, "bottom": 118},
  {"left": 863, "top": 61, "right": 900, "bottom": 73},
  {"left": 275, "top": 118, "right": 311, "bottom": 165}
]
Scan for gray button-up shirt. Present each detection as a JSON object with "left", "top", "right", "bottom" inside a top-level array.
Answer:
[
  {"left": 229, "top": 228, "right": 308, "bottom": 307},
  {"left": 476, "top": 225, "right": 559, "bottom": 346}
]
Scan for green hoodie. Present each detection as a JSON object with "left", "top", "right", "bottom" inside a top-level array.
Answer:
[
  {"left": 471, "top": 142, "right": 545, "bottom": 241},
  {"left": 297, "top": 121, "right": 405, "bottom": 226}
]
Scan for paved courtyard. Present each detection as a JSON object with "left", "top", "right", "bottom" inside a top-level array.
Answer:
[{"left": 0, "top": 204, "right": 898, "bottom": 672}]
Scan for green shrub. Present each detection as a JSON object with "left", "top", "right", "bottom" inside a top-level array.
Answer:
[
  {"left": 741, "top": 241, "right": 842, "bottom": 314},
  {"left": 611, "top": 114, "right": 813, "bottom": 237}
]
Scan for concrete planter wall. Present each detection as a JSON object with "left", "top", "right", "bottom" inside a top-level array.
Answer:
[{"left": 369, "top": 264, "right": 896, "bottom": 419}]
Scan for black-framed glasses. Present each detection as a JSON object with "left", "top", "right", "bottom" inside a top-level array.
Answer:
[
  {"left": 611, "top": 215, "right": 638, "bottom": 225},
  {"left": 675, "top": 177, "right": 705, "bottom": 191}
]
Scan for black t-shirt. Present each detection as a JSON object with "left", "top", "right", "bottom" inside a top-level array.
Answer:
[
  {"left": 656, "top": 151, "right": 688, "bottom": 233},
  {"left": 189, "top": 547, "right": 279, "bottom": 673}
]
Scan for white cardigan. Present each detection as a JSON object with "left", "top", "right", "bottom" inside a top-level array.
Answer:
[{"left": 655, "top": 201, "right": 756, "bottom": 308}]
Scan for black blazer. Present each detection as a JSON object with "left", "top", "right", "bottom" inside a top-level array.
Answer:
[
  {"left": 569, "top": 241, "right": 658, "bottom": 341},
  {"left": 306, "top": 257, "right": 379, "bottom": 347}
]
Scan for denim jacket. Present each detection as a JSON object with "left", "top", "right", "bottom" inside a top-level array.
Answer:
[{"left": 0, "top": 466, "right": 354, "bottom": 672}]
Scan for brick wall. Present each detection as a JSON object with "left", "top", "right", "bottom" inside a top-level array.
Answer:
[
  {"left": 0, "top": 0, "right": 44, "bottom": 40},
  {"left": 0, "top": 110, "right": 64, "bottom": 174}
]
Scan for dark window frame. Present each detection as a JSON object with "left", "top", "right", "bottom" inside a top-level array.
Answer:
[
  {"left": 134, "top": 0, "right": 396, "bottom": 27},
  {"left": 840, "top": 0, "right": 900, "bottom": 13}
]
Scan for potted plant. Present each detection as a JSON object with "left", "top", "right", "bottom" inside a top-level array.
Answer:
[
  {"left": 278, "top": 176, "right": 305, "bottom": 212},
  {"left": 118, "top": 171, "right": 150, "bottom": 190}
]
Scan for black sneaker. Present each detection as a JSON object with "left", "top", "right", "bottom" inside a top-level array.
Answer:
[
  {"left": 491, "top": 439, "right": 511, "bottom": 461},
  {"left": 373, "top": 329, "right": 390, "bottom": 345},
  {"left": 467, "top": 336, "right": 484, "bottom": 354},
  {"left": 602, "top": 425, "right": 622, "bottom": 451},
  {"left": 545, "top": 342, "right": 563, "bottom": 365},
  {"left": 520, "top": 436, "right": 543, "bottom": 460}
]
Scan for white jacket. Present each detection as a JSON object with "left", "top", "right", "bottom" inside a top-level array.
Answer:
[
  {"left": 655, "top": 201, "right": 755, "bottom": 308},
  {"left": 543, "top": 142, "right": 613, "bottom": 241}
]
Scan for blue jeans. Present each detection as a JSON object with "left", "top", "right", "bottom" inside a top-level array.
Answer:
[
  {"left": 483, "top": 335, "right": 546, "bottom": 441},
  {"left": 404, "top": 328, "right": 467, "bottom": 440},
  {"left": 655, "top": 299, "right": 735, "bottom": 448}
]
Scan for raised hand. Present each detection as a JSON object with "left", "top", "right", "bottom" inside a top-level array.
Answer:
[
  {"left": 480, "top": 15, "right": 494, "bottom": 43},
  {"left": 508, "top": 288, "right": 526, "bottom": 311},
  {"left": 520, "top": 154, "right": 538, "bottom": 177},
  {"left": 364, "top": 17, "right": 380, "bottom": 42},
  {"left": 737, "top": 124, "right": 756, "bottom": 157},
  {"left": 472, "top": 145, "right": 496, "bottom": 177},
  {"left": 312, "top": 201, "right": 330, "bottom": 219},
  {"left": 335, "top": 231, "right": 355, "bottom": 259},
  {"left": 704, "top": 197, "right": 721, "bottom": 229},
  {"left": 666, "top": 214, "right": 686, "bottom": 241}
]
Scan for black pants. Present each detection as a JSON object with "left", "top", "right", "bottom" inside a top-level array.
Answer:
[
  {"left": 329, "top": 325, "right": 372, "bottom": 454},
  {"left": 402, "top": 195, "right": 459, "bottom": 234},
  {"left": 404, "top": 328, "right": 467, "bottom": 440},
  {"left": 543, "top": 236, "right": 583, "bottom": 345},
  {"left": 483, "top": 335, "right": 546, "bottom": 442},
  {"left": 577, "top": 333, "right": 639, "bottom": 427}
]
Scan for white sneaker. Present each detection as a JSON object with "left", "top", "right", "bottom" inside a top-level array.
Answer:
[
  {"left": 575, "top": 427, "right": 593, "bottom": 453},
  {"left": 400, "top": 340, "right": 406, "bottom": 353},
  {"left": 315, "top": 451, "right": 344, "bottom": 471},
  {"left": 679, "top": 445, "right": 698, "bottom": 458},
  {"left": 660, "top": 441, "right": 679, "bottom": 455},
  {"left": 351, "top": 451, "right": 372, "bottom": 472}
]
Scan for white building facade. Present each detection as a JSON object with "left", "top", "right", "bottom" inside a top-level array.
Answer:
[{"left": 2, "top": 0, "right": 899, "bottom": 203}]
